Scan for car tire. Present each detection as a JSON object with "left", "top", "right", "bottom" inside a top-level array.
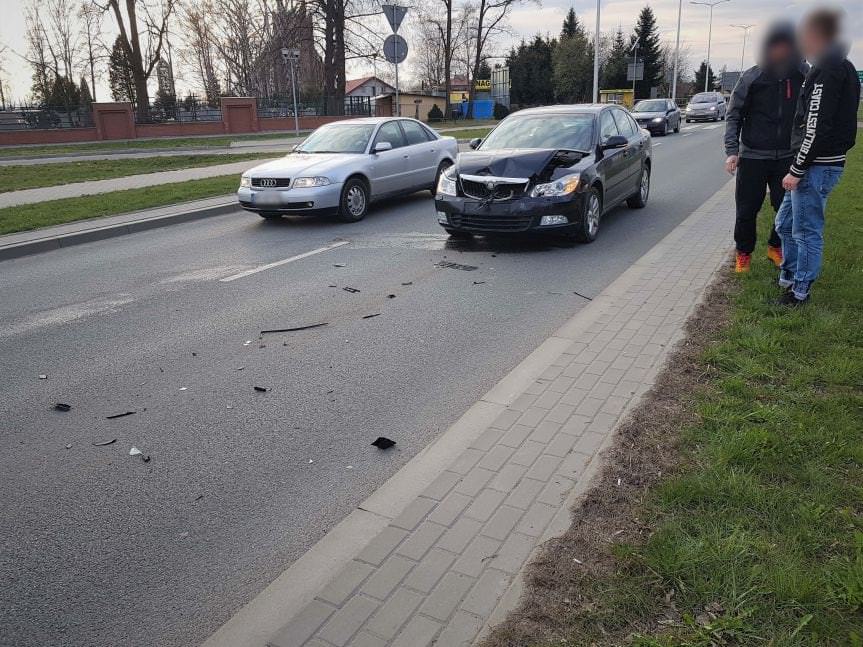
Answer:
[
  {"left": 431, "top": 160, "right": 453, "bottom": 194},
  {"left": 685, "top": 118, "right": 691, "bottom": 123},
  {"left": 444, "top": 228, "right": 473, "bottom": 239},
  {"left": 572, "top": 187, "right": 602, "bottom": 243},
  {"left": 337, "top": 177, "right": 369, "bottom": 222},
  {"left": 259, "top": 212, "right": 282, "bottom": 219},
  {"left": 627, "top": 166, "right": 650, "bottom": 209},
  {"left": 662, "top": 119, "right": 670, "bottom": 135}
]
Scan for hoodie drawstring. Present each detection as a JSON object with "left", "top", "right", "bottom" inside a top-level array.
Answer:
[{"left": 786, "top": 79, "right": 791, "bottom": 99}]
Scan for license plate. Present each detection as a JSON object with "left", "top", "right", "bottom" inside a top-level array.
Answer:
[{"left": 252, "top": 191, "right": 281, "bottom": 206}]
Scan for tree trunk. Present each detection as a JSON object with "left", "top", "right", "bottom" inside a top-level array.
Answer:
[{"left": 444, "top": 0, "right": 452, "bottom": 118}]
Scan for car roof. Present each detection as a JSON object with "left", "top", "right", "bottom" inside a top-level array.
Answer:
[
  {"left": 323, "top": 116, "right": 421, "bottom": 126},
  {"left": 512, "top": 104, "right": 610, "bottom": 117}
]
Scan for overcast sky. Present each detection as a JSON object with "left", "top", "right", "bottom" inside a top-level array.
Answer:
[{"left": 0, "top": 0, "right": 859, "bottom": 102}]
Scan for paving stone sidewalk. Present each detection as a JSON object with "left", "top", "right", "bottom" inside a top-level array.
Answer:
[{"left": 269, "top": 180, "right": 736, "bottom": 647}]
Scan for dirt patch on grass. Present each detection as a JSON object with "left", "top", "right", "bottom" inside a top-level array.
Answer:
[{"left": 481, "top": 270, "right": 737, "bottom": 647}]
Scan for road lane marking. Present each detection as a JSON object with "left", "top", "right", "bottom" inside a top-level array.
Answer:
[
  {"left": 219, "top": 241, "right": 350, "bottom": 282},
  {"left": 702, "top": 124, "right": 722, "bottom": 130}
]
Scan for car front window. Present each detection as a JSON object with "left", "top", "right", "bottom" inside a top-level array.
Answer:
[
  {"left": 633, "top": 100, "right": 666, "bottom": 112},
  {"left": 296, "top": 124, "right": 375, "bottom": 153},
  {"left": 691, "top": 93, "right": 714, "bottom": 104},
  {"left": 479, "top": 114, "right": 595, "bottom": 152}
]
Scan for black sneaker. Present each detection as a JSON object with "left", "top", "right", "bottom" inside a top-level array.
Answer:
[{"left": 777, "top": 290, "right": 808, "bottom": 307}]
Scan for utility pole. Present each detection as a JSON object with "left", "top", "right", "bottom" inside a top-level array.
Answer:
[
  {"left": 671, "top": 0, "right": 683, "bottom": 101},
  {"left": 629, "top": 36, "right": 641, "bottom": 97},
  {"left": 731, "top": 23, "right": 755, "bottom": 72},
  {"left": 691, "top": 0, "right": 730, "bottom": 91},
  {"left": 281, "top": 48, "right": 301, "bottom": 135},
  {"left": 592, "top": 0, "right": 600, "bottom": 102}
]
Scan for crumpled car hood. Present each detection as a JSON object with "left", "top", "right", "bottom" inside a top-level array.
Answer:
[{"left": 456, "top": 148, "right": 559, "bottom": 179}]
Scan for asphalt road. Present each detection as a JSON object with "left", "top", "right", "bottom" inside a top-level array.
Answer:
[{"left": 0, "top": 123, "right": 728, "bottom": 647}]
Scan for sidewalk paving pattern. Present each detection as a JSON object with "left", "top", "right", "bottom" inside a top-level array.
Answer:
[{"left": 264, "top": 181, "right": 736, "bottom": 647}]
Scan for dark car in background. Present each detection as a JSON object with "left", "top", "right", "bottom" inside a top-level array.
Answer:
[
  {"left": 632, "top": 98, "right": 681, "bottom": 135},
  {"left": 685, "top": 91, "right": 727, "bottom": 122},
  {"left": 435, "top": 104, "right": 652, "bottom": 243}
]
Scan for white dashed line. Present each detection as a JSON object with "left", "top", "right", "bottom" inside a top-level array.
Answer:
[{"left": 219, "top": 241, "right": 350, "bottom": 282}]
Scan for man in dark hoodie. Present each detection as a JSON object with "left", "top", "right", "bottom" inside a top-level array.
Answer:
[
  {"left": 724, "top": 21, "right": 808, "bottom": 273},
  {"left": 776, "top": 9, "right": 859, "bottom": 305}
]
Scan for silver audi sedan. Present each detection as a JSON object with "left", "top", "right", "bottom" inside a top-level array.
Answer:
[{"left": 238, "top": 117, "right": 459, "bottom": 222}]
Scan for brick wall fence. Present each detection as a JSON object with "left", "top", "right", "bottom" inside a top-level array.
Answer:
[{"left": 0, "top": 97, "right": 355, "bottom": 147}]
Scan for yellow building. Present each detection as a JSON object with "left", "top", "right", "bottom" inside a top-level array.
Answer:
[{"left": 599, "top": 89, "right": 635, "bottom": 108}]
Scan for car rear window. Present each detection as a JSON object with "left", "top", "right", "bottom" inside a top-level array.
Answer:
[{"left": 400, "top": 120, "right": 433, "bottom": 145}]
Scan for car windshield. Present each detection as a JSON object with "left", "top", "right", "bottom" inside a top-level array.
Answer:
[
  {"left": 691, "top": 93, "right": 715, "bottom": 104},
  {"left": 296, "top": 124, "right": 375, "bottom": 153},
  {"left": 633, "top": 100, "right": 667, "bottom": 113},
  {"left": 479, "top": 114, "right": 594, "bottom": 152}
]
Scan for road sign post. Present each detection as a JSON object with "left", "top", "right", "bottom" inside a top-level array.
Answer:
[
  {"left": 381, "top": 5, "right": 408, "bottom": 116},
  {"left": 280, "top": 48, "right": 301, "bottom": 135}
]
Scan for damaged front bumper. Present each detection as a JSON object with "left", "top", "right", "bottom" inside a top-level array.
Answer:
[{"left": 435, "top": 193, "right": 586, "bottom": 234}]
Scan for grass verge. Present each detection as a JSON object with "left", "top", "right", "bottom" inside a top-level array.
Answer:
[
  {"left": 483, "top": 144, "right": 863, "bottom": 646},
  {"left": 0, "top": 175, "right": 239, "bottom": 235},
  {"left": 0, "top": 131, "right": 306, "bottom": 160},
  {"left": 0, "top": 153, "right": 273, "bottom": 193}
]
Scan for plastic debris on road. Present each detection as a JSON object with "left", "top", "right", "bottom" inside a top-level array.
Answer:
[
  {"left": 254, "top": 386, "right": 268, "bottom": 392},
  {"left": 260, "top": 322, "right": 328, "bottom": 334},
  {"left": 436, "top": 261, "right": 478, "bottom": 271},
  {"left": 129, "top": 447, "right": 143, "bottom": 456},
  {"left": 362, "top": 313, "right": 381, "bottom": 319},
  {"left": 371, "top": 437, "right": 396, "bottom": 450},
  {"left": 343, "top": 286, "right": 360, "bottom": 293},
  {"left": 106, "top": 411, "right": 136, "bottom": 419},
  {"left": 38, "top": 374, "right": 47, "bottom": 379},
  {"left": 54, "top": 403, "right": 71, "bottom": 412},
  {"left": 92, "top": 438, "right": 117, "bottom": 446},
  {"left": 333, "top": 263, "right": 346, "bottom": 267}
]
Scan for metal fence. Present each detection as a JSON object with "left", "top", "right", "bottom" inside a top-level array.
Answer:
[
  {"left": 0, "top": 105, "right": 93, "bottom": 131},
  {"left": 255, "top": 95, "right": 372, "bottom": 119},
  {"left": 134, "top": 96, "right": 222, "bottom": 124}
]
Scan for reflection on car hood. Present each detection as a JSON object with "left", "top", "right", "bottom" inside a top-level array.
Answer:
[
  {"left": 245, "top": 153, "right": 355, "bottom": 177},
  {"left": 456, "top": 148, "right": 560, "bottom": 179}
]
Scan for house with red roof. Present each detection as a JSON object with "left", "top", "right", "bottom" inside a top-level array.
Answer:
[{"left": 345, "top": 76, "right": 396, "bottom": 98}]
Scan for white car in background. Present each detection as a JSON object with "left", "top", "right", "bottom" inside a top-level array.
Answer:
[{"left": 238, "top": 117, "right": 459, "bottom": 222}]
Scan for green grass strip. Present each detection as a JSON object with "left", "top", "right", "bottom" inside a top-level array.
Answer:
[
  {"left": 0, "top": 153, "right": 275, "bottom": 193},
  {"left": 0, "top": 175, "right": 240, "bottom": 235}
]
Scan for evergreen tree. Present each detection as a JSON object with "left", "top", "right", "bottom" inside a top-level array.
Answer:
[
  {"left": 561, "top": 7, "right": 578, "bottom": 38},
  {"left": 108, "top": 36, "right": 136, "bottom": 103},
  {"left": 631, "top": 6, "right": 662, "bottom": 99},
  {"left": 694, "top": 60, "right": 717, "bottom": 92},
  {"left": 508, "top": 36, "right": 556, "bottom": 105},
  {"left": 79, "top": 77, "right": 93, "bottom": 108},
  {"left": 602, "top": 27, "right": 629, "bottom": 89},
  {"left": 476, "top": 61, "right": 492, "bottom": 80},
  {"left": 47, "top": 76, "right": 80, "bottom": 109},
  {"left": 553, "top": 8, "right": 593, "bottom": 102}
]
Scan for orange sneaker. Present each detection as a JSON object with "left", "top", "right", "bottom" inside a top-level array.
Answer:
[
  {"left": 735, "top": 251, "right": 751, "bottom": 273},
  {"left": 767, "top": 245, "right": 783, "bottom": 267}
]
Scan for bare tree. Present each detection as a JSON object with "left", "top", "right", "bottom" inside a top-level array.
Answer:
[
  {"left": 464, "top": 0, "right": 525, "bottom": 117},
  {"left": 79, "top": 1, "right": 103, "bottom": 101},
  {"left": 24, "top": 3, "right": 55, "bottom": 103},
  {"left": 178, "top": 0, "right": 222, "bottom": 104},
  {"left": 0, "top": 45, "right": 9, "bottom": 108},
  {"left": 99, "top": 0, "right": 177, "bottom": 119}
]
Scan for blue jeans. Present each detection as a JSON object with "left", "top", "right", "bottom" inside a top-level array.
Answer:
[{"left": 774, "top": 165, "right": 844, "bottom": 299}]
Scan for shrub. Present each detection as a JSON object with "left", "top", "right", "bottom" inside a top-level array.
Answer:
[{"left": 493, "top": 102, "right": 509, "bottom": 120}]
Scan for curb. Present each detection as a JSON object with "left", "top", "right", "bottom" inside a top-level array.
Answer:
[{"left": 0, "top": 198, "right": 236, "bottom": 262}]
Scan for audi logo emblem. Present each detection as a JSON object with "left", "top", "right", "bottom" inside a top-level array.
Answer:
[{"left": 259, "top": 178, "right": 277, "bottom": 187}]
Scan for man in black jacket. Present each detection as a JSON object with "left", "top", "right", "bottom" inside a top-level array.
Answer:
[
  {"left": 776, "top": 9, "right": 859, "bottom": 305},
  {"left": 724, "top": 21, "right": 808, "bottom": 273}
]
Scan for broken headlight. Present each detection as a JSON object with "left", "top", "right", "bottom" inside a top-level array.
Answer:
[
  {"left": 437, "top": 170, "right": 457, "bottom": 196},
  {"left": 530, "top": 173, "right": 581, "bottom": 198}
]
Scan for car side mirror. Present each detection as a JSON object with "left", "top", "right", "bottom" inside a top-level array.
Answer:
[
  {"left": 373, "top": 141, "right": 393, "bottom": 153},
  {"left": 602, "top": 135, "right": 628, "bottom": 150},
  {"left": 468, "top": 138, "right": 482, "bottom": 150}
]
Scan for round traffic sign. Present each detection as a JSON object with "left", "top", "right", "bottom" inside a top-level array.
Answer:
[{"left": 383, "top": 34, "right": 408, "bottom": 64}]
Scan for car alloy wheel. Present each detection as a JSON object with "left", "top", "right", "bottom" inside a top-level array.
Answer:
[
  {"left": 627, "top": 167, "right": 650, "bottom": 209},
  {"left": 338, "top": 178, "right": 369, "bottom": 222},
  {"left": 572, "top": 188, "right": 601, "bottom": 243}
]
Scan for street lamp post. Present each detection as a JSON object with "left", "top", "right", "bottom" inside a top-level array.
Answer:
[
  {"left": 691, "top": 0, "right": 731, "bottom": 92},
  {"left": 671, "top": 0, "right": 683, "bottom": 101},
  {"left": 280, "top": 48, "right": 301, "bottom": 135},
  {"left": 731, "top": 23, "right": 755, "bottom": 72},
  {"left": 592, "top": 0, "right": 600, "bottom": 102}
]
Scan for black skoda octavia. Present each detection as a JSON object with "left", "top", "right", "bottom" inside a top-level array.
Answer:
[{"left": 435, "top": 104, "right": 651, "bottom": 242}]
